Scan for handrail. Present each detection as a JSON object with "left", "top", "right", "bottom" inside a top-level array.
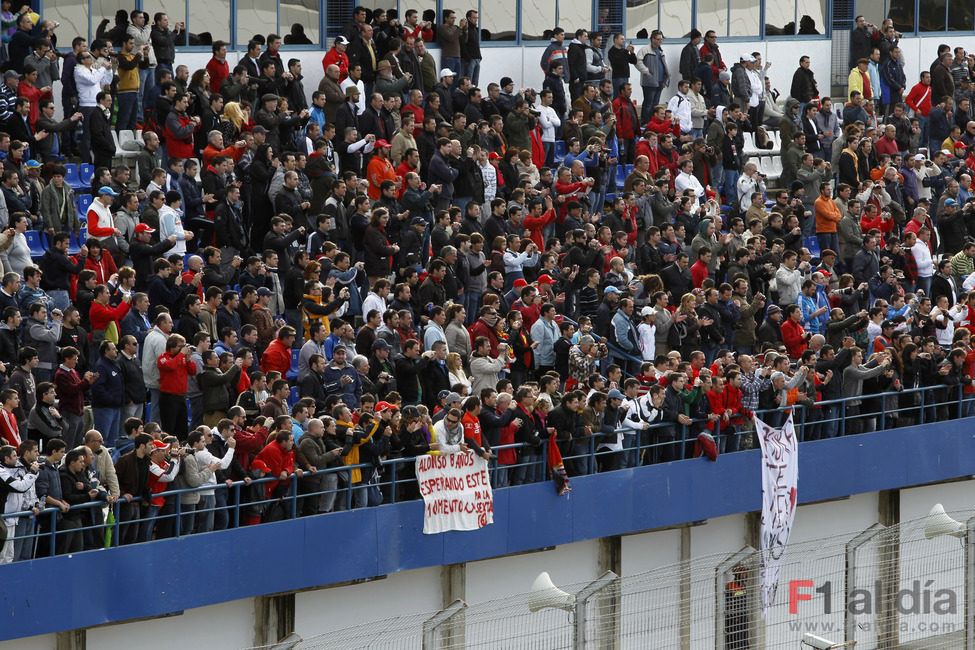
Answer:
[{"left": 0, "top": 383, "right": 967, "bottom": 555}]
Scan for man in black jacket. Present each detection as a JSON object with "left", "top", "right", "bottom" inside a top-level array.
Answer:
[
  {"left": 567, "top": 29, "right": 589, "bottom": 102},
  {"left": 129, "top": 223, "right": 177, "bottom": 291},
  {"left": 87, "top": 91, "right": 116, "bottom": 169},
  {"left": 395, "top": 339, "right": 422, "bottom": 405},
  {"left": 660, "top": 254, "right": 694, "bottom": 301},
  {"left": 118, "top": 335, "right": 146, "bottom": 423}
]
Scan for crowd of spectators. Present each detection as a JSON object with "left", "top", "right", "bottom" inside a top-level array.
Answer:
[{"left": 1, "top": 5, "right": 975, "bottom": 562}]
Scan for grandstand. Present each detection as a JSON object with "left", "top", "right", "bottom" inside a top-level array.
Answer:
[{"left": 0, "top": 0, "right": 974, "bottom": 648}]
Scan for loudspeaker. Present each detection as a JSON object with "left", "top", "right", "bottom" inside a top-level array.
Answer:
[
  {"left": 924, "top": 503, "right": 966, "bottom": 540},
  {"left": 528, "top": 571, "right": 575, "bottom": 613}
]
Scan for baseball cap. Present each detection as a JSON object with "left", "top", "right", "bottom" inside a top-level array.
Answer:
[
  {"left": 945, "top": 198, "right": 958, "bottom": 207},
  {"left": 251, "top": 125, "right": 268, "bottom": 135},
  {"left": 375, "top": 400, "right": 395, "bottom": 413},
  {"left": 536, "top": 274, "right": 555, "bottom": 285},
  {"left": 375, "top": 139, "right": 392, "bottom": 148},
  {"left": 134, "top": 223, "right": 155, "bottom": 234},
  {"left": 640, "top": 306, "right": 654, "bottom": 317},
  {"left": 335, "top": 35, "right": 350, "bottom": 45},
  {"left": 607, "top": 389, "right": 624, "bottom": 401},
  {"left": 24, "top": 159, "right": 41, "bottom": 169},
  {"left": 439, "top": 68, "right": 456, "bottom": 78},
  {"left": 913, "top": 153, "right": 925, "bottom": 161},
  {"left": 437, "top": 389, "right": 451, "bottom": 401},
  {"left": 604, "top": 286, "right": 621, "bottom": 295},
  {"left": 445, "top": 392, "right": 462, "bottom": 405},
  {"left": 257, "top": 287, "right": 272, "bottom": 297},
  {"left": 149, "top": 439, "right": 168, "bottom": 453},
  {"left": 881, "top": 319, "right": 895, "bottom": 329},
  {"left": 513, "top": 278, "right": 529, "bottom": 289},
  {"left": 410, "top": 216, "right": 427, "bottom": 227},
  {"left": 371, "top": 338, "right": 390, "bottom": 351},
  {"left": 488, "top": 151, "right": 501, "bottom": 160},
  {"left": 97, "top": 186, "right": 118, "bottom": 196},
  {"left": 251, "top": 459, "right": 272, "bottom": 473},
  {"left": 941, "top": 149, "right": 952, "bottom": 157}
]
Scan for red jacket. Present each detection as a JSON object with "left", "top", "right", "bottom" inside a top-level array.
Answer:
[
  {"left": 89, "top": 299, "right": 130, "bottom": 341},
  {"left": 522, "top": 207, "right": 558, "bottom": 250},
  {"left": 513, "top": 299, "right": 541, "bottom": 330},
  {"left": 54, "top": 367, "right": 90, "bottom": 415},
  {"left": 261, "top": 338, "right": 292, "bottom": 376},
  {"left": 322, "top": 48, "right": 349, "bottom": 80},
  {"left": 164, "top": 112, "right": 199, "bottom": 159},
  {"left": 781, "top": 318, "right": 808, "bottom": 359},
  {"left": 253, "top": 439, "right": 296, "bottom": 498},
  {"left": 18, "top": 82, "right": 51, "bottom": 128},
  {"left": 157, "top": 351, "right": 197, "bottom": 394},
  {"left": 645, "top": 116, "right": 680, "bottom": 138},
  {"left": 859, "top": 212, "right": 894, "bottom": 248},
  {"left": 650, "top": 145, "right": 679, "bottom": 184},
  {"left": 964, "top": 349, "right": 975, "bottom": 395},
  {"left": 634, "top": 140, "right": 660, "bottom": 177},
  {"left": 468, "top": 319, "right": 501, "bottom": 356},
  {"left": 205, "top": 57, "right": 230, "bottom": 94},
  {"left": 613, "top": 96, "right": 640, "bottom": 140},
  {"left": 554, "top": 180, "right": 590, "bottom": 218},
  {"left": 905, "top": 82, "right": 933, "bottom": 117},
  {"left": 84, "top": 252, "right": 118, "bottom": 286}
]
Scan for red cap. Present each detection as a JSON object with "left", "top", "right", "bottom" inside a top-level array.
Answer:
[
  {"left": 513, "top": 278, "right": 529, "bottom": 289},
  {"left": 135, "top": 223, "right": 155, "bottom": 234},
  {"left": 536, "top": 274, "right": 555, "bottom": 284},
  {"left": 488, "top": 152, "right": 501, "bottom": 160},
  {"left": 149, "top": 439, "right": 168, "bottom": 452},
  {"left": 375, "top": 401, "right": 395, "bottom": 413},
  {"left": 251, "top": 459, "right": 272, "bottom": 473},
  {"left": 375, "top": 139, "right": 392, "bottom": 148}
]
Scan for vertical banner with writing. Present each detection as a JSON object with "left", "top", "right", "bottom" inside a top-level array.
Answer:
[
  {"left": 755, "top": 412, "right": 799, "bottom": 616},
  {"left": 416, "top": 451, "right": 494, "bottom": 534}
]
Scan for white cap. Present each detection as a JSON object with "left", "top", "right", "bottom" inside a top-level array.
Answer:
[
  {"left": 913, "top": 153, "right": 925, "bottom": 161},
  {"left": 640, "top": 306, "right": 654, "bottom": 317},
  {"left": 439, "top": 68, "right": 456, "bottom": 78},
  {"left": 940, "top": 149, "right": 952, "bottom": 156}
]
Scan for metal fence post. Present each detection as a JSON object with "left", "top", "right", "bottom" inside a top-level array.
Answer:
[
  {"left": 233, "top": 483, "right": 240, "bottom": 529},
  {"left": 965, "top": 516, "right": 975, "bottom": 650},
  {"left": 174, "top": 497, "right": 181, "bottom": 537},
  {"left": 844, "top": 523, "right": 885, "bottom": 644},
  {"left": 421, "top": 599, "right": 466, "bottom": 650},
  {"left": 573, "top": 571, "right": 619, "bottom": 649},
  {"left": 289, "top": 476, "right": 298, "bottom": 519},
  {"left": 390, "top": 462, "right": 397, "bottom": 504}
]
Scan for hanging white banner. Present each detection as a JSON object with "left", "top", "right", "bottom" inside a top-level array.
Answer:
[
  {"left": 416, "top": 451, "right": 494, "bottom": 534},
  {"left": 755, "top": 412, "right": 799, "bottom": 616}
]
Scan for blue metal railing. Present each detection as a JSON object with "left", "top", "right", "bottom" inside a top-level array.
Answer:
[{"left": 1, "top": 383, "right": 969, "bottom": 561}]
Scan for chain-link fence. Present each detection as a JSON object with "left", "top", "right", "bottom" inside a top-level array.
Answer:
[{"left": 247, "top": 508, "right": 975, "bottom": 650}]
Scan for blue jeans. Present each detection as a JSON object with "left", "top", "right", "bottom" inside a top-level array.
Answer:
[
  {"left": 14, "top": 515, "right": 34, "bottom": 561},
  {"left": 915, "top": 275, "right": 932, "bottom": 298},
  {"left": 817, "top": 232, "right": 839, "bottom": 257},
  {"left": 92, "top": 407, "right": 121, "bottom": 448},
  {"left": 510, "top": 450, "right": 542, "bottom": 485},
  {"left": 116, "top": 91, "right": 138, "bottom": 131},
  {"left": 140, "top": 504, "right": 160, "bottom": 542},
  {"left": 462, "top": 290, "right": 481, "bottom": 325},
  {"left": 148, "top": 388, "right": 161, "bottom": 424},
  {"left": 213, "top": 487, "right": 229, "bottom": 531},
  {"left": 462, "top": 58, "right": 480, "bottom": 86},
  {"left": 641, "top": 86, "right": 663, "bottom": 124},
  {"left": 543, "top": 141, "right": 554, "bottom": 168},
  {"left": 49, "top": 289, "right": 70, "bottom": 312},
  {"left": 179, "top": 502, "right": 197, "bottom": 535},
  {"left": 622, "top": 433, "right": 640, "bottom": 468},
  {"left": 612, "top": 77, "right": 628, "bottom": 98},
  {"left": 821, "top": 405, "right": 839, "bottom": 439},
  {"left": 195, "top": 494, "right": 215, "bottom": 533},
  {"left": 723, "top": 170, "right": 740, "bottom": 203},
  {"left": 138, "top": 67, "right": 154, "bottom": 117},
  {"left": 442, "top": 57, "right": 462, "bottom": 88}
]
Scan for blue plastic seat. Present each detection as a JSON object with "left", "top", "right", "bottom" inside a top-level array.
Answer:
[
  {"left": 79, "top": 163, "right": 94, "bottom": 186},
  {"left": 24, "top": 230, "right": 45, "bottom": 258},
  {"left": 804, "top": 236, "right": 821, "bottom": 259},
  {"left": 77, "top": 193, "right": 93, "bottom": 221},
  {"left": 554, "top": 141, "right": 566, "bottom": 163},
  {"left": 624, "top": 164, "right": 634, "bottom": 176},
  {"left": 64, "top": 163, "right": 86, "bottom": 191},
  {"left": 286, "top": 349, "right": 300, "bottom": 381},
  {"left": 287, "top": 386, "right": 299, "bottom": 408},
  {"left": 616, "top": 165, "right": 627, "bottom": 187},
  {"left": 67, "top": 230, "right": 82, "bottom": 255}
]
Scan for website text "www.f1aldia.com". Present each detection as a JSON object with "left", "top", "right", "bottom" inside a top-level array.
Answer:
[{"left": 786, "top": 620, "right": 959, "bottom": 634}]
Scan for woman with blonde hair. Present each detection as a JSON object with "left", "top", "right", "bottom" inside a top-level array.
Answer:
[
  {"left": 446, "top": 352, "right": 471, "bottom": 393},
  {"left": 219, "top": 101, "right": 246, "bottom": 143}
]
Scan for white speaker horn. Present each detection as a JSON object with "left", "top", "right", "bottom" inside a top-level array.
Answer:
[
  {"left": 528, "top": 571, "right": 576, "bottom": 613},
  {"left": 924, "top": 503, "right": 967, "bottom": 540}
]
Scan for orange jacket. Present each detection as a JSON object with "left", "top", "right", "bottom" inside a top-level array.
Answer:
[
  {"left": 814, "top": 195, "right": 842, "bottom": 234},
  {"left": 366, "top": 155, "right": 398, "bottom": 200}
]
